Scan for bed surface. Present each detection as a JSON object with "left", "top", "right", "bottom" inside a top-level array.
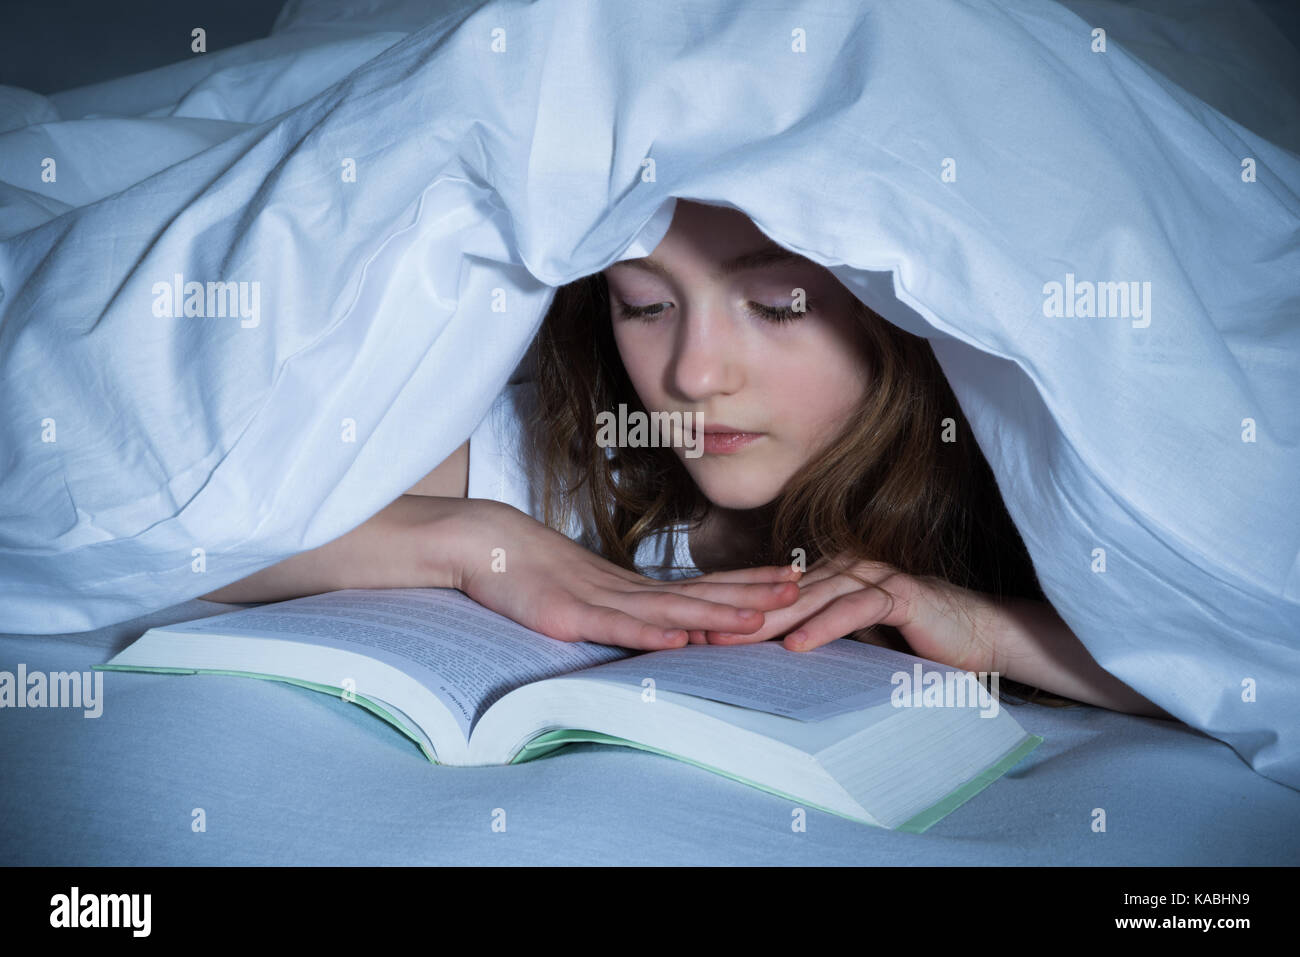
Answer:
[{"left": 2, "top": 598, "right": 1295, "bottom": 865}]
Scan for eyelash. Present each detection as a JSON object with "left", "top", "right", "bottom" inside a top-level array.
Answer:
[{"left": 614, "top": 301, "right": 804, "bottom": 324}]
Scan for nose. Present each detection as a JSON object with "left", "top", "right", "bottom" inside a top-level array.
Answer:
[{"left": 667, "top": 301, "right": 744, "bottom": 401}]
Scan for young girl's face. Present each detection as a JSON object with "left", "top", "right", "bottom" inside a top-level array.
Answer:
[{"left": 603, "top": 200, "right": 873, "bottom": 511}]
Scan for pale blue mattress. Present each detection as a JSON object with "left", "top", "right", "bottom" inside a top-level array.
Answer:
[{"left": 2, "top": 598, "right": 1296, "bottom": 866}]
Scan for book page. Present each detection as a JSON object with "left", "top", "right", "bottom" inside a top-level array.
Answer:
[
  {"left": 573, "top": 639, "right": 934, "bottom": 721},
  {"left": 168, "top": 588, "right": 629, "bottom": 738}
]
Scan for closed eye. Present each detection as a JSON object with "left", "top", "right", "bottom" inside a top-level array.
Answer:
[
  {"left": 615, "top": 300, "right": 807, "bottom": 324},
  {"left": 745, "top": 302, "right": 803, "bottom": 324},
  {"left": 614, "top": 301, "right": 669, "bottom": 320}
]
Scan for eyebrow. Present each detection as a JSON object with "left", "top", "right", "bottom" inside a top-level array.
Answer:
[{"left": 609, "top": 243, "right": 805, "bottom": 281}]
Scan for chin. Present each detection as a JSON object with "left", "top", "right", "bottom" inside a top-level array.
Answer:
[{"left": 691, "top": 476, "right": 783, "bottom": 511}]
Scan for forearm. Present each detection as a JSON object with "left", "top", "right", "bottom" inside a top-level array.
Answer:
[
  {"left": 990, "top": 598, "right": 1175, "bottom": 720},
  {"left": 198, "top": 494, "right": 472, "bottom": 604}
]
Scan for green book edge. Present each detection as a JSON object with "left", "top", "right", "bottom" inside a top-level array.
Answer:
[
  {"left": 94, "top": 664, "right": 1042, "bottom": 832},
  {"left": 518, "top": 728, "right": 1043, "bottom": 833}
]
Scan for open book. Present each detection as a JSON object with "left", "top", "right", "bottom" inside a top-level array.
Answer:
[{"left": 97, "top": 588, "right": 1041, "bottom": 832}]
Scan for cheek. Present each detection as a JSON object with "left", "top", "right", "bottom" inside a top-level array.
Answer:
[
  {"left": 772, "top": 344, "right": 868, "bottom": 439},
  {"left": 814, "top": 319, "right": 873, "bottom": 396},
  {"left": 610, "top": 318, "right": 636, "bottom": 369},
  {"left": 611, "top": 322, "right": 659, "bottom": 392}
]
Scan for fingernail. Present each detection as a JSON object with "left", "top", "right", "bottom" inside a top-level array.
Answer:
[
  {"left": 739, "top": 608, "right": 760, "bottom": 618},
  {"left": 787, "top": 630, "right": 807, "bottom": 648},
  {"left": 663, "top": 629, "right": 684, "bottom": 642}
]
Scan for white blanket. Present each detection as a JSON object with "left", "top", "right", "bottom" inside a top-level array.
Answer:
[{"left": 1, "top": 0, "right": 1297, "bottom": 789}]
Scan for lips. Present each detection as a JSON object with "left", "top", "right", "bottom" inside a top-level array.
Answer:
[{"left": 698, "top": 429, "right": 763, "bottom": 454}]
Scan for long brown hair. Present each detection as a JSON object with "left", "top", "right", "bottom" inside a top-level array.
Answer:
[{"left": 523, "top": 270, "right": 1077, "bottom": 708}]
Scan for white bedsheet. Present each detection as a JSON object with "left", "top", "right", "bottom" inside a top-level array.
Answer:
[{"left": 1, "top": 0, "right": 1297, "bottom": 792}]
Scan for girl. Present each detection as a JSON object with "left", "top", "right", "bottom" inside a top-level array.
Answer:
[{"left": 202, "top": 199, "right": 1169, "bottom": 719}]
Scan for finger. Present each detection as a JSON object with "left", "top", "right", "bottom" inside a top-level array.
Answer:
[
  {"left": 687, "top": 629, "right": 709, "bottom": 644},
  {"left": 795, "top": 556, "right": 898, "bottom": 590},
  {"left": 546, "top": 603, "right": 692, "bottom": 652},
  {"left": 640, "top": 579, "right": 802, "bottom": 613},
  {"left": 605, "top": 589, "right": 775, "bottom": 635},
  {"left": 683, "top": 564, "right": 804, "bottom": 584},
  {"left": 583, "top": 569, "right": 801, "bottom": 631},
  {"left": 782, "top": 589, "right": 896, "bottom": 652},
  {"left": 704, "top": 572, "right": 869, "bottom": 644},
  {"left": 591, "top": 556, "right": 797, "bottom": 589},
  {"left": 792, "top": 564, "right": 839, "bottom": 588}
]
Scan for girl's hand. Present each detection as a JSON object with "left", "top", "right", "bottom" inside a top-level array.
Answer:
[
  {"left": 451, "top": 499, "right": 802, "bottom": 651},
  {"left": 704, "top": 553, "right": 1175, "bottom": 718},
  {"left": 705, "top": 555, "right": 1001, "bottom": 674}
]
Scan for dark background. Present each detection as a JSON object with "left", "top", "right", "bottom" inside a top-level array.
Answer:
[
  {"left": 0, "top": 0, "right": 288, "bottom": 93},
  {"left": 1, "top": 0, "right": 1297, "bottom": 101}
]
